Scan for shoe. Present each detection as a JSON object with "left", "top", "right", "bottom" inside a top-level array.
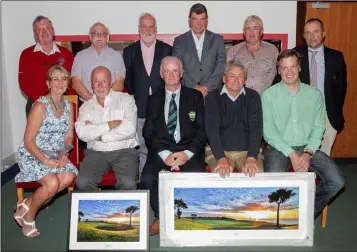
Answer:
[
  {"left": 149, "top": 219, "right": 160, "bottom": 236},
  {"left": 22, "top": 219, "right": 40, "bottom": 238},
  {"left": 14, "top": 199, "right": 30, "bottom": 227}
]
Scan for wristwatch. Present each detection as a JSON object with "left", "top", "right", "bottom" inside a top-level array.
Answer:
[{"left": 303, "top": 149, "right": 313, "bottom": 159}]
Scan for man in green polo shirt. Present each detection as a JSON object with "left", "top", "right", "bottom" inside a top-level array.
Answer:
[{"left": 261, "top": 49, "right": 344, "bottom": 219}]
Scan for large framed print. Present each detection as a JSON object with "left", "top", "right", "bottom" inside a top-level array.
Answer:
[
  {"left": 68, "top": 191, "right": 149, "bottom": 251},
  {"left": 159, "top": 172, "right": 315, "bottom": 247}
]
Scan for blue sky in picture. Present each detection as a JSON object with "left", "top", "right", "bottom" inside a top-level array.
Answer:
[
  {"left": 78, "top": 200, "right": 140, "bottom": 221},
  {"left": 174, "top": 187, "right": 299, "bottom": 219}
]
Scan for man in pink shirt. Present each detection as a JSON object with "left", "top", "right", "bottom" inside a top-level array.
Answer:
[{"left": 123, "top": 13, "right": 172, "bottom": 178}]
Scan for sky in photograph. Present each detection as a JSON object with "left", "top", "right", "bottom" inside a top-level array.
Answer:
[
  {"left": 174, "top": 187, "right": 299, "bottom": 220},
  {"left": 78, "top": 200, "right": 140, "bottom": 222}
]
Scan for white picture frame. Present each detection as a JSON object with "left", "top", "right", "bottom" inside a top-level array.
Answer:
[
  {"left": 159, "top": 172, "right": 315, "bottom": 247},
  {"left": 68, "top": 190, "right": 149, "bottom": 251}
]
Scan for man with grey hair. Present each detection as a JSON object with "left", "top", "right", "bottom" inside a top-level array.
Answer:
[
  {"left": 205, "top": 60, "right": 264, "bottom": 178},
  {"left": 71, "top": 22, "right": 126, "bottom": 101},
  {"left": 227, "top": 15, "right": 279, "bottom": 95},
  {"left": 140, "top": 56, "right": 206, "bottom": 236},
  {"left": 19, "top": 15, "right": 74, "bottom": 117},
  {"left": 123, "top": 13, "right": 172, "bottom": 178}
]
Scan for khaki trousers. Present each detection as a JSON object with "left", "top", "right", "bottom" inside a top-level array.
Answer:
[{"left": 320, "top": 114, "right": 337, "bottom": 156}]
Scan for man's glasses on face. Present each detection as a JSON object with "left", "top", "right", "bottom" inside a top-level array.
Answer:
[{"left": 90, "top": 32, "right": 109, "bottom": 37}]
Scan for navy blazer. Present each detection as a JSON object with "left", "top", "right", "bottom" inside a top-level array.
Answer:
[
  {"left": 143, "top": 86, "right": 206, "bottom": 157},
  {"left": 123, "top": 40, "right": 172, "bottom": 118},
  {"left": 294, "top": 45, "right": 347, "bottom": 132}
]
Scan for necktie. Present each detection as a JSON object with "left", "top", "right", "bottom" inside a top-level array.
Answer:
[
  {"left": 310, "top": 50, "right": 318, "bottom": 88},
  {"left": 167, "top": 93, "right": 177, "bottom": 136}
]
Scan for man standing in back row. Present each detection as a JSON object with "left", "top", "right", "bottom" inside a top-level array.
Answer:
[
  {"left": 173, "top": 3, "right": 226, "bottom": 97},
  {"left": 294, "top": 18, "right": 347, "bottom": 156}
]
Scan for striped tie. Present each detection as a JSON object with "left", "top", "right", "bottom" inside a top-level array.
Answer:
[
  {"left": 167, "top": 93, "right": 177, "bottom": 136},
  {"left": 310, "top": 50, "right": 318, "bottom": 88}
]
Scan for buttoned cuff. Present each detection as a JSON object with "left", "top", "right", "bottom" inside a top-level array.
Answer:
[
  {"left": 158, "top": 150, "right": 173, "bottom": 163},
  {"left": 184, "top": 150, "right": 194, "bottom": 160}
]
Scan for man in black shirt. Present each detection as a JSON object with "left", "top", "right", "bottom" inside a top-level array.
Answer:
[{"left": 205, "top": 60, "right": 263, "bottom": 178}]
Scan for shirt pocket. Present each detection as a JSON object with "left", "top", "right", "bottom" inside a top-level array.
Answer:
[{"left": 259, "top": 58, "right": 275, "bottom": 73}]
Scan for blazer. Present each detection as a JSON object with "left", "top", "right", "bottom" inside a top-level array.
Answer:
[
  {"left": 143, "top": 86, "right": 206, "bottom": 158},
  {"left": 123, "top": 40, "right": 172, "bottom": 118},
  {"left": 173, "top": 30, "right": 226, "bottom": 92},
  {"left": 294, "top": 45, "right": 347, "bottom": 132}
]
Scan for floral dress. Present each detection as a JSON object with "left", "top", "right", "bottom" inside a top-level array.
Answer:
[{"left": 15, "top": 96, "right": 78, "bottom": 183}]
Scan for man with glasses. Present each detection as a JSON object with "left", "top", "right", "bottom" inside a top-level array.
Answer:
[
  {"left": 173, "top": 3, "right": 226, "bottom": 97},
  {"left": 75, "top": 66, "right": 139, "bottom": 192},
  {"left": 19, "top": 15, "right": 74, "bottom": 117},
  {"left": 227, "top": 15, "right": 279, "bottom": 95},
  {"left": 261, "top": 49, "right": 344, "bottom": 219},
  {"left": 71, "top": 22, "right": 126, "bottom": 101}
]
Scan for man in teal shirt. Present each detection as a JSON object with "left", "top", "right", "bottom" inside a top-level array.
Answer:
[{"left": 261, "top": 49, "right": 344, "bottom": 219}]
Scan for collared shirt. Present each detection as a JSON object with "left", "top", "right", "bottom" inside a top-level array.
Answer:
[
  {"left": 227, "top": 41, "right": 279, "bottom": 95},
  {"left": 33, "top": 42, "right": 61, "bottom": 55},
  {"left": 220, "top": 85, "right": 246, "bottom": 102},
  {"left": 140, "top": 39, "right": 156, "bottom": 95},
  {"left": 191, "top": 29, "right": 206, "bottom": 61},
  {"left": 158, "top": 86, "right": 194, "bottom": 162},
  {"left": 308, "top": 45, "right": 325, "bottom": 98},
  {"left": 75, "top": 90, "right": 139, "bottom": 152},
  {"left": 71, "top": 45, "right": 126, "bottom": 98},
  {"left": 261, "top": 82, "right": 325, "bottom": 157}
]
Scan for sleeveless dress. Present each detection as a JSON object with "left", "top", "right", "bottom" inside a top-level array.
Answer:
[{"left": 15, "top": 96, "right": 78, "bottom": 183}]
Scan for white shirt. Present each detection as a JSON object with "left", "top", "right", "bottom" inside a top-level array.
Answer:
[
  {"left": 308, "top": 45, "right": 325, "bottom": 98},
  {"left": 158, "top": 86, "right": 194, "bottom": 162},
  {"left": 33, "top": 42, "right": 61, "bottom": 55},
  {"left": 191, "top": 29, "right": 206, "bottom": 62},
  {"left": 75, "top": 90, "right": 139, "bottom": 152},
  {"left": 220, "top": 85, "right": 246, "bottom": 102}
]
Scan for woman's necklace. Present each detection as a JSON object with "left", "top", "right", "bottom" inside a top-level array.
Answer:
[{"left": 49, "top": 95, "right": 63, "bottom": 112}]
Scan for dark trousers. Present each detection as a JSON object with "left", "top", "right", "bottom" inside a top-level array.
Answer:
[
  {"left": 140, "top": 151, "right": 205, "bottom": 219},
  {"left": 26, "top": 99, "right": 34, "bottom": 117},
  {"left": 264, "top": 144, "right": 345, "bottom": 218}
]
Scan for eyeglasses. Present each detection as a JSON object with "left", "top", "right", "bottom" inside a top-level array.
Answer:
[{"left": 90, "top": 32, "right": 109, "bottom": 37}]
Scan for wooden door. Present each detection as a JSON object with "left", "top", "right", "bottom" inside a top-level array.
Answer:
[{"left": 298, "top": 2, "right": 357, "bottom": 158}]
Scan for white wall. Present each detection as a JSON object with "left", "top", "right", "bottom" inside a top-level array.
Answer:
[{"left": 1, "top": 1, "right": 297, "bottom": 168}]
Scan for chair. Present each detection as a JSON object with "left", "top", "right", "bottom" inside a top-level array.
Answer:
[{"left": 15, "top": 95, "right": 79, "bottom": 201}]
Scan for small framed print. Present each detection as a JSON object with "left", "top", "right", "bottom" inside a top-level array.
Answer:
[
  {"left": 68, "top": 190, "right": 149, "bottom": 251},
  {"left": 159, "top": 172, "right": 315, "bottom": 247}
]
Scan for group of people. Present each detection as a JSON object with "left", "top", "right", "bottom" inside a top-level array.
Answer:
[{"left": 13, "top": 2, "right": 346, "bottom": 238}]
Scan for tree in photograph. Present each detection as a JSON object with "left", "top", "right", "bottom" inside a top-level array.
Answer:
[
  {"left": 78, "top": 211, "right": 84, "bottom": 222},
  {"left": 268, "top": 188, "right": 296, "bottom": 228},
  {"left": 125, "top": 206, "right": 139, "bottom": 227},
  {"left": 174, "top": 199, "right": 188, "bottom": 219},
  {"left": 191, "top": 214, "right": 197, "bottom": 221}
]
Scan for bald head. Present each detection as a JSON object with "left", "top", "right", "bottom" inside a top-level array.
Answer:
[{"left": 91, "top": 66, "right": 112, "bottom": 101}]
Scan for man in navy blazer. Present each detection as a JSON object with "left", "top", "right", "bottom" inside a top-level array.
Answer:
[
  {"left": 294, "top": 18, "right": 347, "bottom": 156},
  {"left": 173, "top": 3, "right": 226, "bottom": 97},
  {"left": 140, "top": 56, "right": 206, "bottom": 236},
  {"left": 123, "top": 13, "right": 172, "bottom": 176}
]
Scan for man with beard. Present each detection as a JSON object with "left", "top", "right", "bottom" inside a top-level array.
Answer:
[
  {"left": 19, "top": 15, "right": 74, "bottom": 117},
  {"left": 71, "top": 22, "right": 126, "bottom": 101},
  {"left": 173, "top": 3, "right": 226, "bottom": 97},
  {"left": 123, "top": 13, "right": 172, "bottom": 177}
]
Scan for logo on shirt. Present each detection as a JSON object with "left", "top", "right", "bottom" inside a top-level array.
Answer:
[
  {"left": 57, "top": 57, "right": 65, "bottom": 65},
  {"left": 188, "top": 111, "right": 196, "bottom": 121}
]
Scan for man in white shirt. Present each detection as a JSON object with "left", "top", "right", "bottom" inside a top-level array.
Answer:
[{"left": 75, "top": 66, "right": 139, "bottom": 191}]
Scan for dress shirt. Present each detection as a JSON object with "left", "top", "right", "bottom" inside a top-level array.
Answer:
[
  {"left": 140, "top": 39, "right": 156, "bottom": 95},
  {"left": 191, "top": 29, "right": 205, "bottom": 62},
  {"left": 261, "top": 82, "right": 325, "bottom": 156},
  {"left": 75, "top": 90, "right": 139, "bottom": 152},
  {"left": 220, "top": 85, "right": 246, "bottom": 102},
  {"left": 33, "top": 42, "right": 61, "bottom": 55},
  {"left": 158, "top": 86, "right": 194, "bottom": 162},
  {"left": 308, "top": 45, "right": 325, "bottom": 98},
  {"left": 227, "top": 41, "right": 279, "bottom": 94}
]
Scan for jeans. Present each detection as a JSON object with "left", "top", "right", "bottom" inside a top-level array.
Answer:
[{"left": 264, "top": 145, "right": 345, "bottom": 218}]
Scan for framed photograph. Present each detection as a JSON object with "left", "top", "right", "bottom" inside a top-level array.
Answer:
[
  {"left": 159, "top": 172, "right": 315, "bottom": 247},
  {"left": 68, "top": 190, "right": 149, "bottom": 251}
]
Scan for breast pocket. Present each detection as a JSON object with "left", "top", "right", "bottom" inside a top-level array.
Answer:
[{"left": 259, "top": 58, "right": 274, "bottom": 73}]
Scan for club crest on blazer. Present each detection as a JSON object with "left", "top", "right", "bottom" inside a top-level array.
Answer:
[{"left": 188, "top": 111, "right": 196, "bottom": 121}]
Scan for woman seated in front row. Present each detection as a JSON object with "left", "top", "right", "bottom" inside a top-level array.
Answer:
[{"left": 14, "top": 65, "right": 78, "bottom": 237}]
